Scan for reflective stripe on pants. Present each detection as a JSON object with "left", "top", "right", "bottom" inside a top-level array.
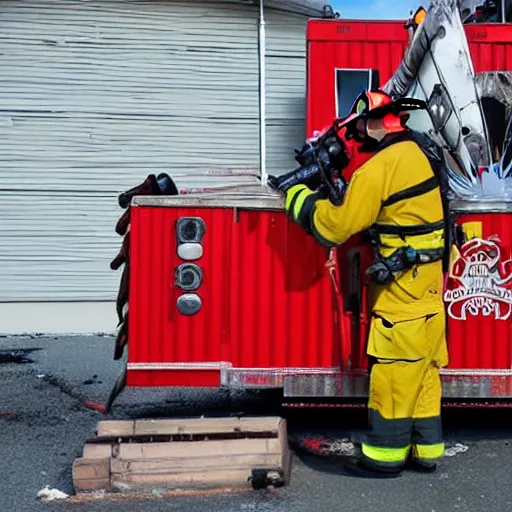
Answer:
[{"left": 362, "top": 312, "right": 448, "bottom": 470}]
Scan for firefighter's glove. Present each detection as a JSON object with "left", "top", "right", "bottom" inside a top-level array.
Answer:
[{"left": 285, "top": 184, "right": 321, "bottom": 233}]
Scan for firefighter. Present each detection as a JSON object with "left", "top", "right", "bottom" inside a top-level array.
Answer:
[{"left": 285, "top": 90, "right": 449, "bottom": 478}]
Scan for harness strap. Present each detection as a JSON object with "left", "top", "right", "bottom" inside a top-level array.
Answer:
[
  {"left": 372, "top": 220, "right": 445, "bottom": 238},
  {"left": 382, "top": 176, "right": 439, "bottom": 207}
]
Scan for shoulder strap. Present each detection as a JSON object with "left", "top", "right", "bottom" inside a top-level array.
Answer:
[
  {"left": 407, "top": 130, "right": 454, "bottom": 272},
  {"left": 382, "top": 176, "right": 439, "bottom": 207},
  {"left": 373, "top": 220, "right": 445, "bottom": 238}
]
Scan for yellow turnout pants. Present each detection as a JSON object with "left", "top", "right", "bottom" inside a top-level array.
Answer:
[{"left": 362, "top": 310, "right": 449, "bottom": 470}]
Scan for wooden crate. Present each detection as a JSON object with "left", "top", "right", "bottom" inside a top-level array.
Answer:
[{"left": 72, "top": 416, "right": 291, "bottom": 494}]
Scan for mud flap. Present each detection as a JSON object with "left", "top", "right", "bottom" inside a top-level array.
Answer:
[{"left": 105, "top": 366, "right": 127, "bottom": 414}]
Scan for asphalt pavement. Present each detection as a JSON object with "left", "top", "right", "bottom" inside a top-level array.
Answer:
[{"left": 1, "top": 334, "right": 511, "bottom": 512}]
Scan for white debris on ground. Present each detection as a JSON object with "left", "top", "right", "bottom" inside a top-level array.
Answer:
[
  {"left": 444, "top": 443, "right": 469, "bottom": 457},
  {"left": 92, "top": 490, "right": 106, "bottom": 499},
  {"left": 326, "top": 438, "right": 356, "bottom": 456},
  {"left": 114, "top": 482, "right": 131, "bottom": 491},
  {"left": 152, "top": 488, "right": 166, "bottom": 498},
  {"left": 37, "top": 486, "right": 69, "bottom": 501}
]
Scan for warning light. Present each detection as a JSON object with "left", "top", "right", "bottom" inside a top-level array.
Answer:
[{"left": 413, "top": 6, "right": 427, "bottom": 26}]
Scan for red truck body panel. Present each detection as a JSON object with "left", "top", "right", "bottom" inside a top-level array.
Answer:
[
  {"left": 126, "top": 19, "right": 512, "bottom": 401},
  {"left": 446, "top": 209, "right": 512, "bottom": 371},
  {"left": 128, "top": 202, "right": 341, "bottom": 388}
]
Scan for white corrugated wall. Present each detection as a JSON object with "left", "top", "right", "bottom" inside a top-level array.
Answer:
[
  {"left": 0, "top": 0, "right": 260, "bottom": 304},
  {"left": 265, "top": 9, "right": 308, "bottom": 177},
  {"left": 0, "top": 0, "right": 317, "bottom": 333}
]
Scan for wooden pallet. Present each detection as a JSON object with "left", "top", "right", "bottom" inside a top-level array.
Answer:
[{"left": 72, "top": 416, "right": 291, "bottom": 494}]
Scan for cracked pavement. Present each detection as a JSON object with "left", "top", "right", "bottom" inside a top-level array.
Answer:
[{"left": 1, "top": 335, "right": 512, "bottom": 512}]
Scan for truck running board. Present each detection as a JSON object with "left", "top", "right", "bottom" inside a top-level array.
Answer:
[{"left": 126, "top": 363, "right": 512, "bottom": 399}]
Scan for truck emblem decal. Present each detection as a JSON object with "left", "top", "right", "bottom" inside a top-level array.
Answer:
[{"left": 444, "top": 237, "right": 512, "bottom": 321}]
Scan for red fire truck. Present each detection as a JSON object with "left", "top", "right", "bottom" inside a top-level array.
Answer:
[{"left": 111, "top": 15, "right": 512, "bottom": 409}]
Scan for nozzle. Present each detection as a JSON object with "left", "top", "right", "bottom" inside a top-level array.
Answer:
[{"left": 266, "top": 164, "right": 322, "bottom": 194}]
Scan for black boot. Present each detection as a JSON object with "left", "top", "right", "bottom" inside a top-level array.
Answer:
[
  {"left": 404, "top": 448, "right": 438, "bottom": 473},
  {"left": 406, "top": 457, "right": 437, "bottom": 473},
  {"left": 343, "top": 456, "right": 403, "bottom": 479}
]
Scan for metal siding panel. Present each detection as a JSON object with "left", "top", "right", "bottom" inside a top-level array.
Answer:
[
  {"left": 0, "top": 115, "right": 260, "bottom": 192},
  {"left": 0, "top": 192, "right": 120, "bottom": 301},
  {"left": 265, "top": 58, "right": 306, "bottom": 119},
  {"left": 265, "top": 10, "right": 308, "bottom": 176},
  {"left": 0, "top": 0, "right": 260, "bottom": 301},
  {"left": 265, "top": 0, "right": 328, "bottom": 17},
  {"left": 0, "top": 0, "right": 260, "bottom": 193},
  {"left": 266, "top": 122, "right": 305, "bottom": 174},
  {"left": 265, "top": 9, "right": 308, "bottom": 57}
]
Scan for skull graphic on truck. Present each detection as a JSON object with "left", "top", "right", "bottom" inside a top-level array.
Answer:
[{"left": 444, "top": 236, "right": 512, "bottom": 320}]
